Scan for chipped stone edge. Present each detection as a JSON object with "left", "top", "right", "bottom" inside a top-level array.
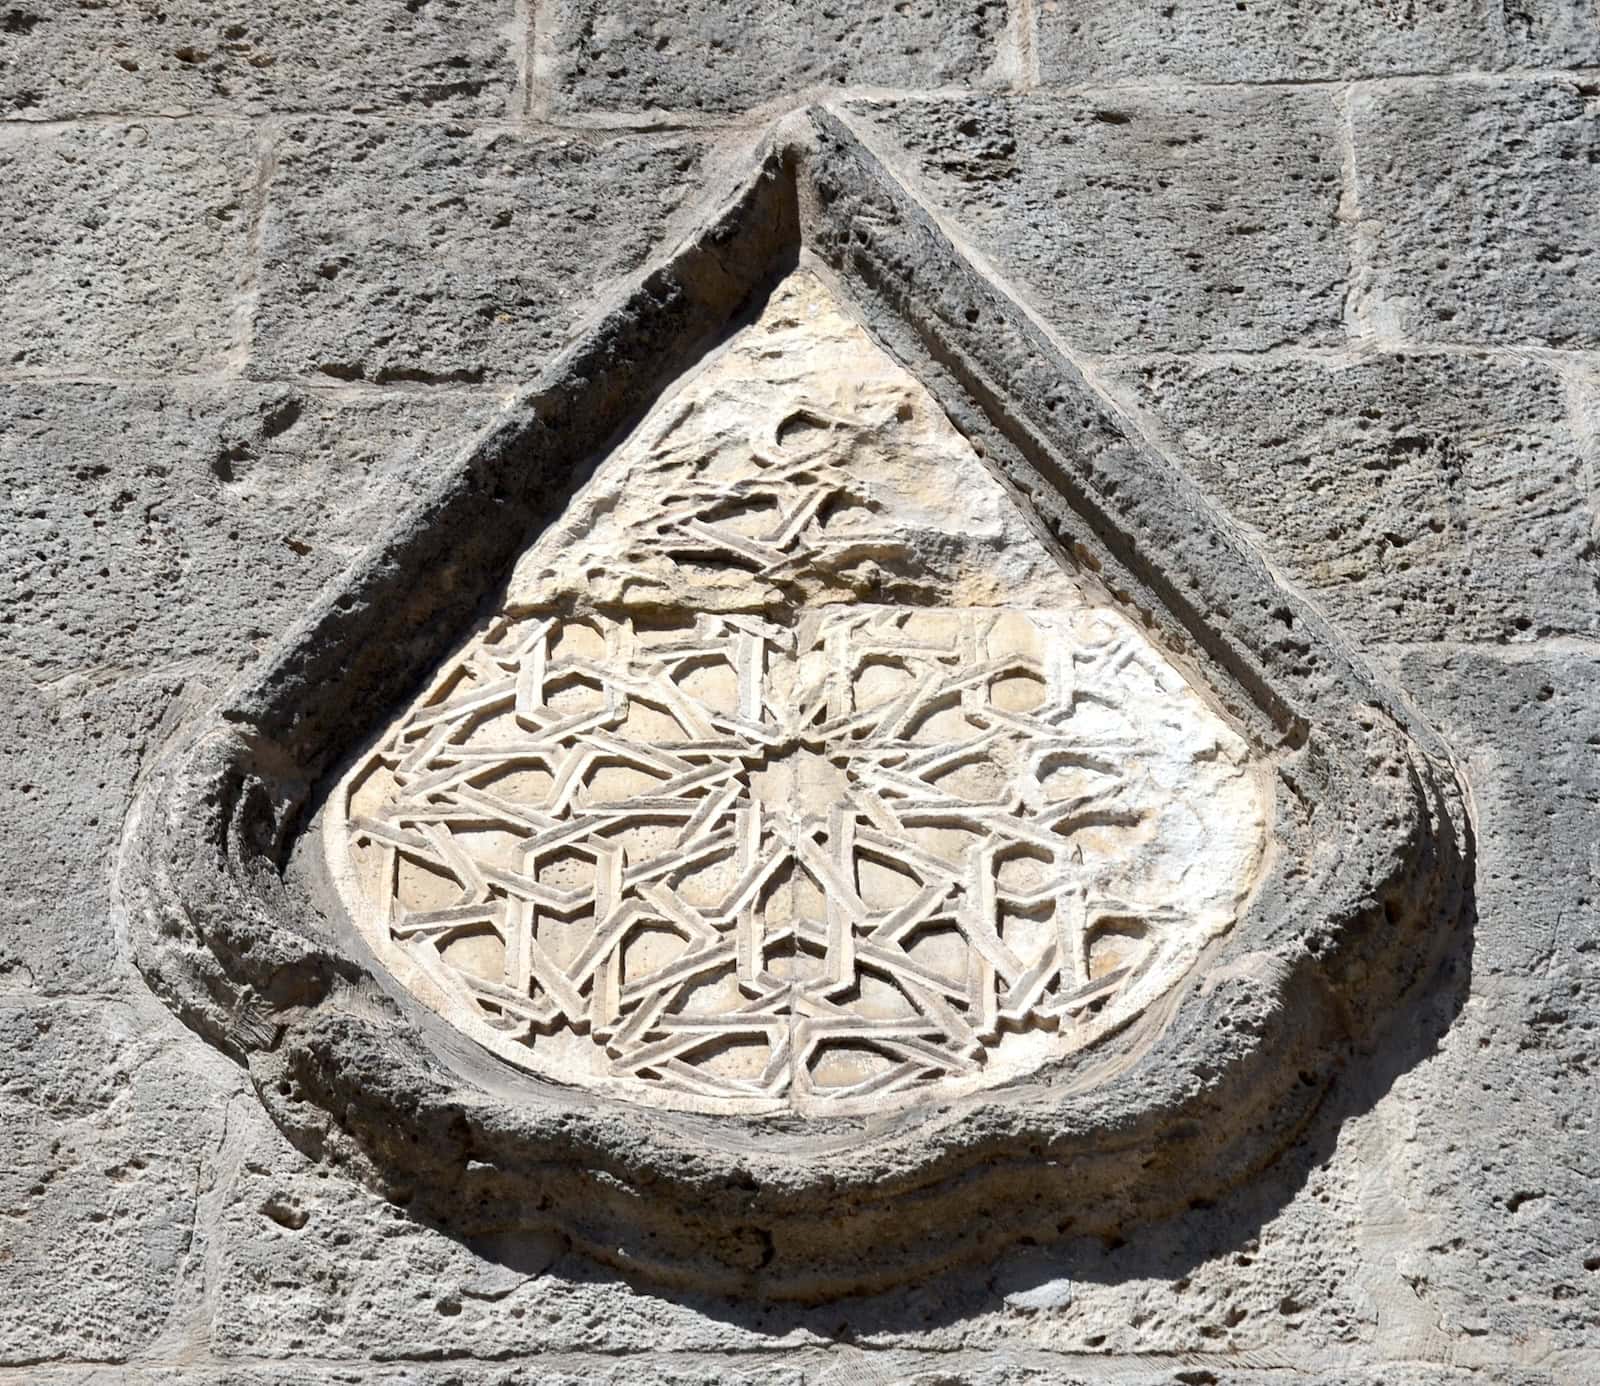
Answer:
[{"left": 113, "top": 106, "right": 1473, "bottom": 1301}]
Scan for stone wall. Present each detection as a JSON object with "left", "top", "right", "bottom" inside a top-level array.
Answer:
[{"left": 1, "top": 2, "right": 1596, "bottom": 1382}]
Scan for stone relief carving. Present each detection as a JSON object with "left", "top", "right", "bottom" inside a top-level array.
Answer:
[
  {"left": 119, "top": 114, "right": 1468, "bottom": 1293},
  {"left": 326, "top": 276, "right": 1269, "bottom": 1113}
]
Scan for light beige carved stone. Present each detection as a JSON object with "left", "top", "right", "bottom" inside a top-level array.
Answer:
[{"left": 324, "top": 271, "right": 1270, "bottom": 1116}]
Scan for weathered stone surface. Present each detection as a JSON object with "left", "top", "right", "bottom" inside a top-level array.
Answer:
[
  {"left": 1398, "top": 648, "right": 1598, "bottom": 981},
  {"left": 847, "top": 91, "right": 1346, "bottom": 352},
  {"left": 1095, "top": 353, "right": 1599, "bottom": 646},
  {"left": 0, "top": 0, "right": 517, "bottom": 120},
  {"left": 1375, "top": 971, "right": 1600, "bottom": 1362},
  {"left": 204, "top": 1099, "right": 1378, "bottom": 1361},
  {"left": 0, "top": 667, "right": 195, "bottom": 993},
  {"left": 0, "top": 1, "right": 1594, "bottom": 1378},
  {"left": 0, "top": 122, "right": 256, "bottom": 375},
  {"left": 1502, "top": 0, "right": 1600, "bottom": 68},
  {"left": 0, "top": 382, "right": 498, "bottom": 989},
  {"left": 208, "top": 1114, "right": 838, "bottom": 1362},
  {"left": 1351, "top": 78, "right": 1600, "bottom": 347},
  {"left": 0, "top": 383, "right": 501, "bottom": 677},
  {"left": 0, "top": 999, "right": 236, "bottom": 1365},
  {"left": 251, "top": 121, "right": 712, "bottom": 385},
  {"left": 1034, "top": 0, "right": 1499, "bottom": 84},
  {"left": 1034, "top": 0, "right": 1600, "bottom": 83},
  {"left": 1342, "top": 654, "right": 1600, "bottom": 1369},
  {"left": 538, "top": 0, "right": 1012, "bottom": 116},
  {"left": 4, "top": 1363, "right": 1572, "bottom": 1386}
]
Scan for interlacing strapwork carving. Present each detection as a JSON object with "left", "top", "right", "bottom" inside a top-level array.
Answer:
[{"left": 328, "top": 272, "right": 1268, "bottom": 1115}]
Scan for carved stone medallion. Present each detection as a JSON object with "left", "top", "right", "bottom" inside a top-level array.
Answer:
[
  {"left": 325, "top": 277, "right": 1269, "bottom": 1114},
  {"left": 118, "top": 111, "right": 1469, "bottom": 1297}
]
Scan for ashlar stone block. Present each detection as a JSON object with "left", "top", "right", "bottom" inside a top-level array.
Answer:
[
  {"left": 0, "top": 0, "right": 517, "bottom": 119},
  {"left": 848, "top": 92, "right": 1346, "bottom": 352},
  {"left": 1096, "top": 353, "right": 1599, "bottom": 646},
  {"left": 1035, "top": 0, "right": 1501, "bottom": 84},
  {"left": 537, "top": 0, "right": 1013, "bottom": 116},
  {"left": 0, "top": 1001, "right": 236, "bottom": 1365},
  {"left": 252, "top": 121, "right": 712, "bottom": 385},
  {"left": 0, "top": 121, "right": 256, "bottom": 375},
  {"left": 0, "top": 382, "right": 501, "bottom": 678},
  {"left": 1352, "top": 78, "right": 1600, "bottom": 347},
  {"left": 0, "top": 382, "right": 498, "bottom": 990},
  {"left": 1397, "top": 647, "right": 1600, "bottom": 980}
]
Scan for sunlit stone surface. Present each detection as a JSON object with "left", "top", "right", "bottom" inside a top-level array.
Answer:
[{"left": 325, "top": 272, "right": 1270, "bottom": 1115}]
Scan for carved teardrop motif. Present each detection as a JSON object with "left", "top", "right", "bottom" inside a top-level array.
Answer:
[{"left": 326, "top": 272, "right": 1269, "bottom": 1115}]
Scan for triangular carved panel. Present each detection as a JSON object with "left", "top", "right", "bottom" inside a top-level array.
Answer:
[
  {"left": 327, "top": 274, "right": 1267, "bottom": 1114},
  {"left": 118, "top": 110, "right": 1468, "bottom": 1296}
]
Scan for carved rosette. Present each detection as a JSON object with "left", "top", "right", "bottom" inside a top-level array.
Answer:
[
  {"left": 326, "top": 277, "right": 1269, "bottom": 1114},
  {"left": 117, "top": 112, "right": 1470, "bottom": 1298}
]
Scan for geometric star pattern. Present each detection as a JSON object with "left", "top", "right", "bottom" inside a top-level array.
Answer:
[
  {"left": 328, "top": 270, "right": 1267, "bottom": 1115},
  {"left": 342, "top": 604, "right": 1189, "bottom": 1111}
]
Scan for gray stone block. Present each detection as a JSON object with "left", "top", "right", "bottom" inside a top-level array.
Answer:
[
  {"left": 10, "top": 1364, "right": 1565, "bottom": 1386},
  {"left": 848, "top": 92, "right": 1345, "bottom": 351},
  {"left": 207, "top": 1123, "right": 798, "bottom": 1359},
  {"left": 1033, "top": 0, "right": 1600, "bottom": 82},
  {"left": 0, "top": 667, "right": 194, "bottom": 993},
  {"left": 0, "top": 382, "right": 498, "bottom": 989},
  {"left": 1366, "top": 650, "right": 1600, "bottom": 1361},
  {"left": 0, "top": 382, "right": 500, "bottom": 677},
  {"left": 0, "top": 122, "right": 256, "bottom": 375},
  {"left": 0, "top": 1000, "right": 233, "bottom": 1365},
  {"left": 1399, "top": 648, "right": 1600, "bottom": 979},
  {"left": 1503, "top": 0, "right": 1600, "bottom": 67},
  {"left": 1035, "top": 0, "right": 1498, "bottom": 84},
  {"left": 1352, "top": 78, "right": 1600, "bottom": 347},
  {"left": 0, "top": 0, "right": 517, "bottom": 119},
  {"left": 26, "top": 1363, "right": 813, "bottom": 1386},
  {"left": 1365, "top": 967, "right": 1599, "bottom": 1359},
  {"left": 204, "top": 1116, "right": 1375, "bottom": 1360},
  {"left": 1095, "top": 354, "right": 1599, "bottom": 646},
  {"left": 251, "top": 121, "right": 713, "bottom": 384},
  {"left": 537, "top": 0, "right": 1012, "bottom": 116}
]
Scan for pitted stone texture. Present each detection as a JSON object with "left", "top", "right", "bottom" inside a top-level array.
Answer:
[
  {"left": 1377, "top": 971, "right": 1600, "bottom": 1359},
  {"left": 197, "top": 1053, "right": 1592, "bottom": 1378},
  {"left": 0, "top": 0, "right": 516, "bottom": 119},
  {"left": 1096, "top": 354, "right": 1600, "bottom": 646},
  {"left": 848, "top": 92, "right": 1345, "bottom": 352},
  {"left": 203, "top": 1108, "right": 1371, "bottom": 1362},
  {"left": 0, "top": 122, "right": 256, "bottom": 374},
  {"left": 0, "top": 382, "right": 497, "bottom": 989},
  {"left": 1358, "top": 650, "right": 1600, "bottom": 1361},
  {"left": 11, "top": 1366, "right": 1570, "bottom": 1386},
  {"left": 1352, "top": 78, "right": 1600, "bottom": 348},
  {"left": 252, "top": 122, "right": 711, "bottom": 385},
  {"left": 0, "top": 1000, "right": 233, "bottom": 1365},
  {"left": 538, "top": 0, "right": 1012, "bottom": 116},
  {"left": 200, "top": 1082, "right": 1387, "bottom": 1363},
  {"left": 0, "top": 383, "right": 502, "bottom": 677},
  {"left": 0, "top": 667, "right": 194, "bottom": 994},
  {"left": 1502, "top": 0, "right": 1600, "bottom": 67},
  {"left": 1397, "top": 649, "right": 1599, "bottom": 982},
  {"left": 1030, "top": 0, "right": 1600, "bottom": 84},
  {"left": 208, "top": 1120, "right": 810, "bottom": 1361},
  {"left": 327, "top": 273, "right": 1268, "bottom": 1114}
]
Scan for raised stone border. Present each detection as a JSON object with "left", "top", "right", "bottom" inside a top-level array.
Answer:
[{"left": 114, "top": 107, "right": 1472, "bottom": 1300}]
